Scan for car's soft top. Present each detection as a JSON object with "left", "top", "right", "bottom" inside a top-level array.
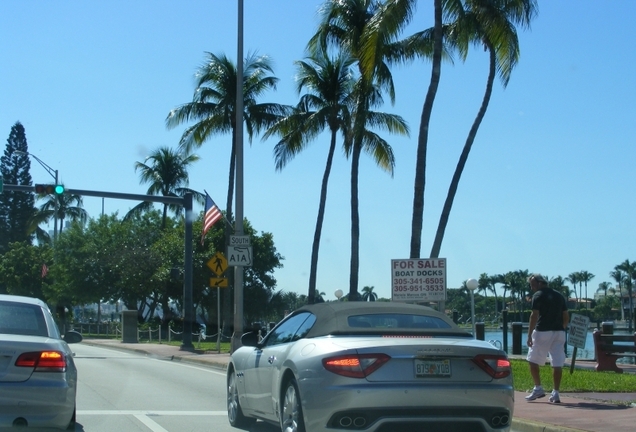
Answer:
[{"left": 295, "top": 302, "right": 471, "bottom": 338}]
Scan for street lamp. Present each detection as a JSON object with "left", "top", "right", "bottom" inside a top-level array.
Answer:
[
  {"left": 16, "top": 150, "right": 59, "bottom": 240},
  {"left": 466, "top": 278, "right": 478, "bottom": 339}
]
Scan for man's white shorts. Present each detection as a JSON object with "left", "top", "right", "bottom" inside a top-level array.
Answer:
[{"left": 526, "top": 330, "right": 567, "bottom": 367}]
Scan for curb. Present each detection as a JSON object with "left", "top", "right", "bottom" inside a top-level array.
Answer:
[
  {"left": 512, "top": 418, "right": 588, "bottom": 432},
  {"left": 81, "top": 340, "right": 229, "bottom": 371}
]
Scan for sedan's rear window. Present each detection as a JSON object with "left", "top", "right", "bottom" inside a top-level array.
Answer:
[
  {"left": 348, "top": 313, "right": 452, "bottom": 330},
  {"left": 0, "top": 301, "right": 49, "bottom": 337}
]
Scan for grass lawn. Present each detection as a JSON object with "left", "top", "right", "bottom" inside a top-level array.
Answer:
[{"left": 511, "top": 359, "right": 636, "bottom": 393}]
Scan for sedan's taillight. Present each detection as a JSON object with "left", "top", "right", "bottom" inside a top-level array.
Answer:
[
  {"left": 15, "top": 351, "right": 67, "bottom": 372},
  {"left": 472, "top": 354, "right": 511, "bottom": 379},
  {"left": 323, "top": 353, "right": 390, "bottom": 378}
]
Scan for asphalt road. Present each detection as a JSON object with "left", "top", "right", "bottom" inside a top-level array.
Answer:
[
  {"left": 71, "top": 343, "right": 276, "bottom": 432},
  {"left": 68, "top": 343, "right": 535, "bottom": 432}
]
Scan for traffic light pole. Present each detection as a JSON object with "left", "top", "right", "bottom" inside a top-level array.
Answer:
[{"left": 2, "top": 184, "right": 196, "bottom": 350}]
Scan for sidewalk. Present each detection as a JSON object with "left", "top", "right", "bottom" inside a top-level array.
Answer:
[{"left": 81, "top": 338, "right": 636, "bottom": 432}]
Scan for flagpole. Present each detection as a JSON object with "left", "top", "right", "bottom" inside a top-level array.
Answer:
[{"left": 232, "top": 0, "right": 245, "bottom": 354}]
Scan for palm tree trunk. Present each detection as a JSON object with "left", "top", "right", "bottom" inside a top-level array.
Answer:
[
  {"left": 410, "top": 0, "right": 442, "bottom": 259},
  {"left": 308, "top": 132, "right": 338, "bottom": 304},
  {"left": 430, "top": 44, "right": 495, "bottom": 258},
  {"left": 349, "top": 138, "right": 361, "bottom": 301}
]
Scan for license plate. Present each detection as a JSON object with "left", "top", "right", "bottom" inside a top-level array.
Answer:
[{"left": 414, "top": 359, "right": 451, "bottom": 377}]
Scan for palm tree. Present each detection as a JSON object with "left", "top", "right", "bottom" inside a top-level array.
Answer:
[
  {"left": 411, "top": 0, "right": 443, "bottom": 259},
  {"left": 490, "top": 273, "right": 505, "bottom": 315},
  {"left": 263, "top": 51, "right": 355, "bottom": 304},
  {"left": 361, "top": 285, "right": 378, "bottom": 302},
  {"left": 309, "top": 0, "right": 417, "bottom": 300},
  {"left": 565, "top": 272, "right": 580, "bottom": 308},
  {"left": 316, "top": 291, "right": 327, "bottom": 303},
  {"left": 597, "top": 281, "right": 613, "bottom": 298},
  {"left": 429, "top": 0, "right": 538, "bottom": 258},
  {"left": 579, "top": 270, "right": 595, "bottom": 310},
  {"left": 166, "top": 52, "right": 288, "bottom": 228},
  {"left": 477, "top": 273, "right": 491, "bottom": 315},
  {"left": 610, "top": 268, "right": 625, "bottom": 321},
  {"left": 125, "top": 147, "right": 203, "bottom": 229},
  {"left": 616, "top": 260, "right": 636, "bottom": 332},
  {"left": 28, "top": 192, "right": 88, "bottom": 240}
]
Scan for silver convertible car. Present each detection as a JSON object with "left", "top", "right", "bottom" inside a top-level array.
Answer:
[
  {"left": 227, "top": 302, "right": 514, "bottom": 432},
  {"left": 0, "top": 294, "right": 82, "bottom": 429}
]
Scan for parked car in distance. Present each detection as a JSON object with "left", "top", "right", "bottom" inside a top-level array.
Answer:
[
  {"left": 227, "top": 301, "right": 514, "bottom": 432},
  {"left": 0, "top": 294, "right": 83, "bottom": 430}
]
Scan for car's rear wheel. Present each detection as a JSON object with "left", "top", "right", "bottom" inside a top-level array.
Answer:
[
  {"left": 227, "top": 368, "right": 256, "bottom": 429},
  {"left": 280, "top": 377, "right": 305, "bottom": 432}
]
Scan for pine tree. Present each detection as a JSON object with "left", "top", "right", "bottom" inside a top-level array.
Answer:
[{"left": 0, "top": 122, "right": 35, "bottom": 253}]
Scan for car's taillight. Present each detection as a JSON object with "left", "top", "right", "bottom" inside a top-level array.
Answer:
[
  {"left": 15, "top": 351, "right": 67, "bottom": 372},
  {"left": 323, "top": 353, "right": 390, "bottom": 378},
  {"left": 472, "top": 354, "right": 511, "bottom": 379}
]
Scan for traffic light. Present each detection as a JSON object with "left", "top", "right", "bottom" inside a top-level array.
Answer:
[{"left": 34, "top": 184, "right": 65, "bottom": 195}]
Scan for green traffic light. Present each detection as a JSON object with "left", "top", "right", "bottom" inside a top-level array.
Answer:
[{"left": 54, "top": 185, "right": 64, "bottom": 194}]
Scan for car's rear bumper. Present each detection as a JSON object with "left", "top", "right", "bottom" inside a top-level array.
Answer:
[
  {"left": 0, "top": 378, "right": 76, "bottom": 429},
  {"left": 300, "top": 380, "right": 514, "bottom": 432}
]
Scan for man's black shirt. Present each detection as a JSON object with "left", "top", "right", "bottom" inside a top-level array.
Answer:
[{"left": 532, "top": 287, "right": 567, "bottom": 331}]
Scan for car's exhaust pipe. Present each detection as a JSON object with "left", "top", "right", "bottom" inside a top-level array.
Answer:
[
  {"left": 338, "top": 414, "right": 367, "bottom": 428},
  {"left": 491, "top": 413, "right": 510, "bottom": 427}
]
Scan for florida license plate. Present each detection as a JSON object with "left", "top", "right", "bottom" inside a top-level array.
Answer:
[{"left": 414, "top": 359, "right": 451, "bottom": 377}]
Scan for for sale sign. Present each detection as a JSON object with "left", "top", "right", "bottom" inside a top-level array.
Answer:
[{"left": 391, "top": 258, "right": 447, "bottom": 302}]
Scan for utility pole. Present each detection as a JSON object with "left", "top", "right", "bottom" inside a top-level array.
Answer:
[{"left": 232, "top": 0, "right": 245, "bottom": 353}]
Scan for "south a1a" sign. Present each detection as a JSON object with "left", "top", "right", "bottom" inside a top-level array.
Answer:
[{"left": 227, "top": 245, "right": 253, "bottom": 267}]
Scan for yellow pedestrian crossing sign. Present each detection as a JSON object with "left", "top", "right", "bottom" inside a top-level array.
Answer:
[
  {"left": 210, "top": 277, "right": 228, "bottom": 288},
  {"left": 207, "top": 252, "right": 228, "bottom": 276}
]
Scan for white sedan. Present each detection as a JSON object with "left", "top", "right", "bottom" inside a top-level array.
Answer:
[
  {"left": 0, "top": 294, "right": 82, "bottom": 429},
  {"left": 227, "top": 301, "right": 514, "bottom": 432}
]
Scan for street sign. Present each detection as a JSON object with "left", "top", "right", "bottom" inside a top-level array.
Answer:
[
  {"left": 207, "top": 252, "right": 228, "bottom": 276},
  {"left": 390, "top": 258, "right": 447, "bottom": 302},
  {"left": 568, "top": 313, "right": 590, "bottom": 349},
  {"left": 227, "top": 246, "right": 253, "bottom": 267},
  {"left": 230, "top": 235, "right": 250, "bottom": 246},
  {"left": 210, "top": 277, "right": 228, "bottom": 288}
]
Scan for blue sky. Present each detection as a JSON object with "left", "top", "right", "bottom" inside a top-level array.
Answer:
[{"left": 2, "top": 1, "right": 635, "bottom": 301}]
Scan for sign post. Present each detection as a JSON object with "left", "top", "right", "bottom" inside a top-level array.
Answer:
[
  {"left": 567, "top": 313, "right": 590, "bottom": 374},
  {"left": 207, "top": 252, "right": 228, "bottom": 353}
]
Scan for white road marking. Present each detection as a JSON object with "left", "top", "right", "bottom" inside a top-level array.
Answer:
[{"left": 134, "top": 414, "right": 170, "bottom": 432}]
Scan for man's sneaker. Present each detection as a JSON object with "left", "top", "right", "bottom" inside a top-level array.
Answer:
[
  {"left": 525, "top": 387, "right": 546, "bottom": 401},
  {"left": 549, "top": 391, "right": 561, "bottom": 403}
]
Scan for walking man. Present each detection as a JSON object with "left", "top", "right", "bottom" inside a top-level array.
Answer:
[{"left": 525, "top": 273, "right": 569, "bottom": 403}]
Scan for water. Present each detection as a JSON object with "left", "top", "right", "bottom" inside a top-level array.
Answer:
[{"left": 483, "top": 329, "right": 623, "bottom": 360}]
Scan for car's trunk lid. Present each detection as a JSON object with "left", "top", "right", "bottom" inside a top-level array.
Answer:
[
  {"left": 328, "top": 336, "right": 506, "bottom": 383},
  {"left": 0, "top": 335, "right": 59, "bottom": 382}
]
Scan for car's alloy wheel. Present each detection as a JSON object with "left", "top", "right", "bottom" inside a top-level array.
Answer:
[
  {"left": 280, "top": 378, "right": 305, "bottom": 432},
  {"left": 227, "top": 369, "right": 255, "bottom": 428}
]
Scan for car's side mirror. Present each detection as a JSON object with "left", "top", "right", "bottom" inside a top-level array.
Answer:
[
  {"left": 240, "top": 331, "right": 260, "bottom": 347},
  {"left": 63, "top": 330, "right": 83, "bottom": 344}
]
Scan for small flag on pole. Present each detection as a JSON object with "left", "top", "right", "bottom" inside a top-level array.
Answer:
[
  {"left": 202, "top": 191, "right": 222, "bottom": 245},
  {"left": 41, "top": 264, "right": 49, "bottom": 278}
]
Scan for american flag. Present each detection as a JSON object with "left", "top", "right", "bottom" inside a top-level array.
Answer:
[
  {"left": 201, "top": 192, "right": 222, "bottom": 245},
  {"left": 41, "top": 264, "right": 49, "bottom": 278}
]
